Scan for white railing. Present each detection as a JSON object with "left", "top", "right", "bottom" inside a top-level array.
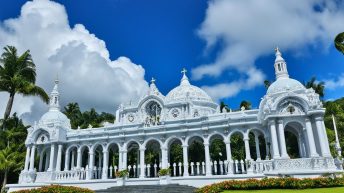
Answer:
[{"left": 55, "top": 168, "right": 86, "bottom": 181}]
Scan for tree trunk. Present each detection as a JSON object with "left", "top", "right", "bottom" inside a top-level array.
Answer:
[
  {"left": 1, "top": 170, "right": 7, "bottom": 193},
  {"left": 2, "top": 92, "right": 15, "bottom": 130}
]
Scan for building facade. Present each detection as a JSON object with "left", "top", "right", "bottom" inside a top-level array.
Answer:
[{"left": 9, "top": 49, "right": 343, "bottom": 191}]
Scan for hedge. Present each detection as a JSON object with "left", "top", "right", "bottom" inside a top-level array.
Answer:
[
  {"left": 196, "top": 177, "right": 344, "bottom": 193},
  {"left": 12, "top": 185, "right": 94, "bottom": 193}
]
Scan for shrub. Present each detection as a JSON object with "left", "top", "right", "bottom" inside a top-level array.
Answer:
[
  {"left": 12, "top": 185, "right": 94, "bottom": 193},
  {"left": 196, "top": 177, "right": 344, "bottom": 193},
  {"left": 158, "top": 168, "right": 171, "bottom": 176},
  {"left": 115, "top": 169, "right": 129, "bottom": 178}
]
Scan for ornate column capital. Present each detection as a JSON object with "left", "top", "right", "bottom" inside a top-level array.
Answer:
[
  {"left": 277, "top": 119, "right": 283, "bottom": 124},
  {"left": 314, "top": 116, "right": 324, "bottom": 121},
  {"left": 268, "top": 119, "right": 276, "bottom": 126}
]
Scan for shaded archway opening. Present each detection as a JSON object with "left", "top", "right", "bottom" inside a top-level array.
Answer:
[
  {"left": 108, "top": 143, "right": 119, "bottom": 178},
  {"left": 127, "top": 141, "right": 139, "bottom": 178},
  {"left": 248, "top": 131, "right": 267, "bottom": 161},
  {"left": 285, "top": 122, "right": 304, "bottom": 159},
  {"left": 145, "top": 140, "right": 161, "bottom": 177},
  {"left": 168, "top": 139, "right": 183, "bottom": 177},
  {"left": 93, "top": 145, "right": 103, "bottom": 179},
  {"left": 68, "top": 146, "right": 78, "bottom": 170},
  {"left": 81, "top": 146, "right": 89, "bottom": 169},
  {"left": 38, "top": 147, "right": 49, "bottom": 172},
  {"left": 209, "top": 135, "right": 226, "bottom": 175},
  {"left": 230, "top": 132, "right": 245, "bottom": 174},
  {"left": 188, "top": 136, "right": 205, "bottom": 176}
]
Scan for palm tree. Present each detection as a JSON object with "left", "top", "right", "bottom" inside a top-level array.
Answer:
[
  {"left": 240, "top": 100, "right": 251, "bottom": 110},
  {"left": 0, "top": 147, "right": 24, "bottom": 192},
  {"left": 264, "top": 80, "right": 271, "bottom": 89},
  {"left": 0, "top": 46, "right": 49, "bottom": 126},
  {"left": 219, "top": 101, "right": 230, "bottom": 113},
  {"left": 304, "top": 77, "right": 325, "bottom": 98},
  {"left": 63, "top": 102, "right": 82, "bottom": 128},
  {"left": 335, "top": 32, "right": 344, "bottom": 55}
]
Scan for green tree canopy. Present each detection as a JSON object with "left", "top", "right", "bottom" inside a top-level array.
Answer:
[{"left": 335, "top": 32, "right": 344, "bottom": 55}]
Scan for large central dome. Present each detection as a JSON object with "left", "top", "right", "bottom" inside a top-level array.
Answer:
[
  {"left": 267, "top": 77, "right": 305, "bottom": 95},
  {"left": 165, "top": 71, "right": 213, "bottom": 103}
]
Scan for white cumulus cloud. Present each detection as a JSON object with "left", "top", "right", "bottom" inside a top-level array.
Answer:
[
  {"left": 0, "top": 0, "right": 149, "bottom": 124},
  {"left": 324, "top": 74, "right": 344, "bottom": 90},
  {"left": 194, "top": 0, "right": 344, "bottom": 101}
]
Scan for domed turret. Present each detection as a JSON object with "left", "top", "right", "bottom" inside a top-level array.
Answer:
[
  {"left": 38, "top": 78, "right": 71, "bottom": 129},
  {"left": 266, "top": 48, "right": 305, "bottom": 95}
]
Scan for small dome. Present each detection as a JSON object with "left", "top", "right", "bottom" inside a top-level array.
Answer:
[
  {"left": 267, "top": 77, "right": 305, "bottom": 95},
  {"left": 39, "top": 110, "right": 71, "bottom": 129},
  {"left": 165, "top": 68, "right": 214, "bottom": 104}
]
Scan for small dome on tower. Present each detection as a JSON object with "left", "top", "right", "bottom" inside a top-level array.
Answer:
[
  {"left": 165, "top": 68, "right": 214, "bottom": 103},
  {"left": 38, "top": 78, "right": 71, "bottom": 129}
]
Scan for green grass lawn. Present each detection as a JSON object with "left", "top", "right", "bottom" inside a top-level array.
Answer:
[{"left": 222, "top": 187, "right": 344, "bottom": 193}]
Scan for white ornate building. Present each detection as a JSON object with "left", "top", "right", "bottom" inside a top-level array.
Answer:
[{"left": 8, "top": 48, "right": 343, "bottom": 191}]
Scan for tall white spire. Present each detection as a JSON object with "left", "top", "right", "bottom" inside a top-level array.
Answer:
[
  {"left": 49, "top": 77, "right": 60, "bottom": 111},
  {"left": 274, "top": 47, "right": 289, "bottom": 80},
  {"left": 180, "top": 68, "right": 190, "bottom": 86}
]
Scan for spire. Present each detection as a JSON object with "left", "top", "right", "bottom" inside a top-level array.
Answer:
[
  {"left": 274, "top": 47, "right": 289, "bottom": 79},
  {"left": 180, "top": 68, "right": 190, "bottom": 86},
  {"left": 332, "top": 114, "right": 342, "bottom": 157},
  {"left": 49, "top": 77, "right": 60, "bottom": 111},
  {"left": 149, "top": 77, "right": 160, "bottom": 95}
]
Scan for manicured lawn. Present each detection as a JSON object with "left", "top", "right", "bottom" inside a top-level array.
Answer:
[{"left": 222, "top": 187, "right": 344, "bottom": 193}]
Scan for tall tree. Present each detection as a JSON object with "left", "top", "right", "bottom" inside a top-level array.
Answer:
[
  {"left": 304, "top": 77, "right": 325, "bottom": 98},
  {"left": 335, "top": 32, "right": 344, "bottom": 55},
  {"left": 0, "top": 147, "right": 24, "bottom": 192},
  {"left": 0, "top": 46, "right": 49, "bottom": 125},
  {"left": 240, "top": 100, "right": 251, "bottom": 110},
  {"left": 63, "top": 102, "right": 82, "bottom": 128}
]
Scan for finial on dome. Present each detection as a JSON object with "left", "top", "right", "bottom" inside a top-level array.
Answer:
[
  {"left": 151, "top": 77, "right": 156, "bottom": 84},
  {"left": 180, "top": 67, "right": 190, "bottom": 86}
]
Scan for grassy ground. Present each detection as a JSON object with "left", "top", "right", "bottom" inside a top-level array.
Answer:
[{"left": 222, "top": 187, "right": 344, "bottom": 193}]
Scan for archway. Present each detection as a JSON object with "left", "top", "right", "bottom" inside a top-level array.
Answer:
[
  {"left": 127, "top": 141, "right": 140, "bottom": 178},
  {"left": 284, "top": 122, "right": 304, "bottom": 158},
  {"left": 93, "top": 144, "right": 103, "bottom": 179},
  {"left": 38, "top": 147, "right": 49, "bottom": 172},
  {"left": 107, "top": 143, "right": 120, "bottom": 178},
  {"left": 68, "top": 146, "right": 78, "bottom": 170},
  {"left": 188, "top": 136, "right": 205, "bottom": 175},
  {"left": 230, "top": 132, "right": 245, "bottom": 174},
  {"left": 80, "top": 146, "right": 90, "bottom": 169},
  {"left": 248, "top": 130, "right": 267, "bottom": 161},
  {"left": 209, "top": 134, "right": 226, "bottom": 175},
  {"left": 145, "top": 140, "right": 161, "bottom": 177},
  {"left": 167, "top": 138, "right": 183, "bottom": 177}
]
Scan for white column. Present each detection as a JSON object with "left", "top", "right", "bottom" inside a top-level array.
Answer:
[
  {"left": 139, "top": 147, "right": 145, "bottom": 178},
  {"left": 244, "top": 137, "right": 251, "bottom": 160},
  {"left": 265, "top": 137, "right": 270, "bottom": 160},
  {"left": 118, "top": 150, "right": 123, "bottom": 169},
  {"left": 182, "top": 145, "right": 189, "bottom": 176},
  {"left": 48, "top": 144, "right": 55, "bottom": 171},
  {"left": 102, "top": 150, "right": 109, "bottom": 179},
  {"left": 29, "top": 145, "right": 36, "bottom": 171},
  {"left": 24, "top": 146, "right": 31, "bottom": 171},
  {"left": 204, "top": 142, "right": 212, "bottom": 176},
  {"left": 254, "top": 134, "right": 261, "bottom": 160},
  {"left": 315, "top": 117, "right": 331, "bottom": 157},
  {"left": 64, "top": 150, "right": 70, "bottom": 171},
  {"left": 71, "top": 150, "right": 75, "bottom": 168},
  {"left": 224, "top": 140, "right": 232, "bottom": 161},
  {"left": 88, "top": 151, "right": 94, "bottom": 179},
  {"left": 161, "top": 146, "right": 168, "bottom": 169},
  {"left": 56, "top": 144, "right": 63, "bottom": 172},
  {"left": 122, "top": 150, "right": 128, "bottom": 169},
  {"left": 277, "top": 120, "right": 289, "bottom": 158},
  {"left": 77, "top": 148, "right": 82, "bottom": 169},
  {"left": 305, "top": 118, "right": 318, "bottom": 157},
  {"left": 269, "top": 120, "right": 280, "bottom": 159}
]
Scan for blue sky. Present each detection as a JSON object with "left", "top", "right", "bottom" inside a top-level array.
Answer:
[{"left": 0, "top": 0, "right": 344, "bottom": 121}]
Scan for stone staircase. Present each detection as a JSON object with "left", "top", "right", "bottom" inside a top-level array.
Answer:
[{"left": 96, "top": 184, "right": 197, "bottom": 193}]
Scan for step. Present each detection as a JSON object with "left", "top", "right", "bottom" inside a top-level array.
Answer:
[{"left": 96, "top": 184, "right": 196, "bottom": 193}]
